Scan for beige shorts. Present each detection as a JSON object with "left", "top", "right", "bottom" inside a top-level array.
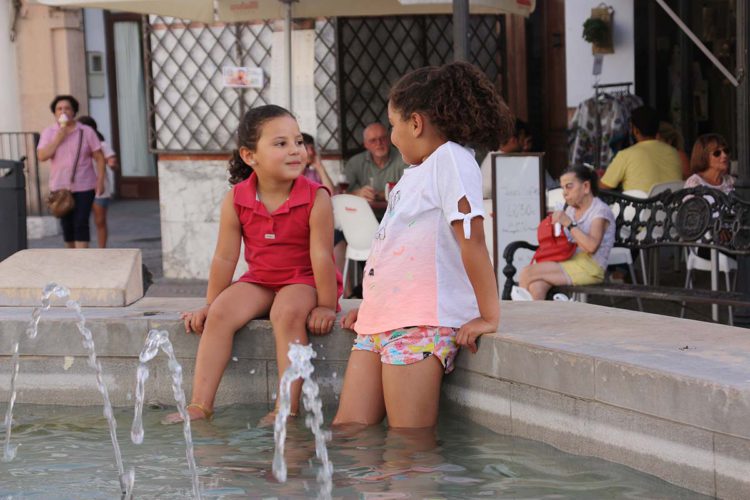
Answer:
[{"left": 559, "top": 252, "right": 605, "bottom": 285}]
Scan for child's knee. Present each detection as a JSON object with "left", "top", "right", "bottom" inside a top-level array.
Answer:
[{"left": 270, "top": 301, "right": 309, "bottom": 329}]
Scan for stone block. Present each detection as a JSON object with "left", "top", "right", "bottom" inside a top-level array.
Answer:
[
  {"left": 595, "top": 358, "right": 750, "bottom": 439},
  {"left": 0, "top": 249, "right": 143, "bottom": 306},
  {"left": 441, "top": 369, "right": 512, "bottom": 435},
  {"left": 714, "top": 432, "right": 750, "bottom": 500},
  {"left": 26, "top": 215, "right": 60, "bottom": 239}
]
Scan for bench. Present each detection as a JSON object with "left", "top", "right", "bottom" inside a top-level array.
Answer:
[{"left": 501, "top": 186, "right": 750, "bottom": 314}]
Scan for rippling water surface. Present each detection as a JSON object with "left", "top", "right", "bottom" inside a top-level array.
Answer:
[{"left": 0, "top": 403, "right": 708, "bottom": 499}]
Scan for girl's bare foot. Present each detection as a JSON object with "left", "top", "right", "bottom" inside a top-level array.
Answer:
[
  {"left": 161, "top": 403, "right": 214, "bottom": 425},
  {"left": 257, "top": 408, "right": 298, "bottom": 428}
]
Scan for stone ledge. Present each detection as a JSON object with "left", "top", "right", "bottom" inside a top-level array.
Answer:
[{"left": 0, "top": 249, "right": 143, "bottom": 306}]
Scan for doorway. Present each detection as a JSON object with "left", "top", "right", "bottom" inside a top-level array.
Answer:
[{"left": 105, "top": 13, "right": 158, "bottom": 199}]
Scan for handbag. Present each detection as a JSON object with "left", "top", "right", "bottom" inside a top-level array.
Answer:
[
  {"left": 47, "top": 130, "right": 83, "bottom": 218},
  {"left": 532, "top": 214, "right": 577, "bottom": 263}
]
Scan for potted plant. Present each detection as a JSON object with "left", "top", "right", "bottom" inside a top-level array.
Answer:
[{"left": 582, "top": 7, "right": 614, "bottom": 54}]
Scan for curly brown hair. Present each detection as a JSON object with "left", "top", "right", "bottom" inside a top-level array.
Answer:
[
  {"left": 388, "top": 61, "right": 514, "bottom": 151},
  {"left": 228, "top": 105, "right": 294, "bottom": 185}
]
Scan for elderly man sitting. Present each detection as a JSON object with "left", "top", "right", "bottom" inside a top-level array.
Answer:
[{"left": 344, "top": 123, "right": 407, "bottom": 203}]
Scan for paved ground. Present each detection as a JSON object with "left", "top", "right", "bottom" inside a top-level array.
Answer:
[{"left": 27, "top": 199, "right": 738, "bottom": 325}]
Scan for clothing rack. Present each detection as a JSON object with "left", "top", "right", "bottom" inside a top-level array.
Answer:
[{"left": 592, "top": 82, "right": 633, "bottom": 169}]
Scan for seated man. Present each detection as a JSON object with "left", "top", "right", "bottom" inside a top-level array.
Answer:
[
  {"left": 344, "top": 123, "right": 407, "bottom": 203},
  {"left": 600, "top": 106, "right": 682, "bottom": 194}
]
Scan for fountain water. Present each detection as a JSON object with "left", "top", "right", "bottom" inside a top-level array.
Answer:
[
  {"left": 131, "top": 329, "right": 202, "bottom": 499},
  {"left": 272, "top": 343, "right": 333, "bottom": 500},
  {"left": 2, "top": 283, "right": 134, "bottom": 498}
]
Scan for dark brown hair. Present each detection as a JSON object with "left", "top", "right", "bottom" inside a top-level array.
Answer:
[
  {"left": 50, "top": 95, "right": 79, "bottom": 115},
  {"left": 228, "top": 105, "right": 294, "bottom": 185},
  {"left": 388, "top": 61, "right": 514, "bottom": 151},
  {"left": 562, "top": 165, "right": 600, "bottom": 196},
  {"left": 690, "top": 133, "right": 728, "bottom": 174}
]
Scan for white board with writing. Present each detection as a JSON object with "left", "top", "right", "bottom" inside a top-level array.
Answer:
[{"left": 491, "top": 153, "right": 545, "bottom": 292}]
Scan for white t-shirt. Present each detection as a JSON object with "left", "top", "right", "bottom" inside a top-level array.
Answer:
[
  {"left": 354, "top": 141, "right": 485, "bottom": 335},
  {"left": 96, "top": 141, "right": 117, "bottom": 199}
]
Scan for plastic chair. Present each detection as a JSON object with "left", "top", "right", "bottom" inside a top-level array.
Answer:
[
  {"left": 648, "top": 180, "right": 684, "bottom": 197},
  {"left": 606, "top": 247, "right": 643, "bottom": 311},
  {"left": 331, "top": 194, "right": 380, "bottom": 291},
  {"left": 680, "top": 249, "right": 738, "bottom": 325}
]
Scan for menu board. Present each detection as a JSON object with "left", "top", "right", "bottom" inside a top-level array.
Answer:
[{"left": 491, "top": 153, "right": 545, "bottom": 291}]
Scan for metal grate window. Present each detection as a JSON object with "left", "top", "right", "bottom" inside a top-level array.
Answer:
[
  {"left": 144, "top": 16, "right": 273, "bottom": 153},
  {"left": 142, "top": 15, "right": 503, "bottom": 156},
  {"left": 337, "top": 15, "right": 505, "bottom": 155},
  {"left": 314, "top": 18, "right": 340, "bottom": 153}
]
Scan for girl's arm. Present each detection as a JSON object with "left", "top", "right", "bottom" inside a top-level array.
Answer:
[
  {"left": 556, "top": 211, "right": 608, "bottom": 254},
  {"left": 451, "top": 197, "right": 499, "bottom": 353},
  {"left": 184, "top": 190, "right": 242, "bottom": 333},
  {"left": 308, "top": 188, "right": 339, "bottom": 335}
]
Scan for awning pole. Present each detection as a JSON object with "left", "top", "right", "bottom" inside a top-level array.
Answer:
[
  {"left": 453, "top": 0, "right": 469, "bottom": 62},
  {"left": 655, "top": 0, "right": 741, "bottom": 87}
]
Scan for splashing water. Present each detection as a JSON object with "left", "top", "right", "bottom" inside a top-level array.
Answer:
[
  {"left": 131, "top": 329, "right": 201, "bottom": 499},
  {"left": 2, "top": 283, "right": 134, "bottom": 498},
  {"left": 272, "top": 343, "right": 333, "bottom": 500}
]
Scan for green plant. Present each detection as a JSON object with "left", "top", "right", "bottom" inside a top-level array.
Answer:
[{"left": 582, "top": 18, "right": 609, "bottom": 45}]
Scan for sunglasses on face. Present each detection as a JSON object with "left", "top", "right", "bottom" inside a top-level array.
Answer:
[{"left": 711, "top": 148, "right": 730, "bottom": 157}]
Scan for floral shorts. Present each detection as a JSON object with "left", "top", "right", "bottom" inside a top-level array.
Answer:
[{"left": 352, "top": 326, "right": 459, "bottom": 374}]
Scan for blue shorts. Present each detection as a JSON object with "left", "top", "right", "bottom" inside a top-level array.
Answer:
[{"left": 94, "top": 197, "right": 110, "bottom": 208}]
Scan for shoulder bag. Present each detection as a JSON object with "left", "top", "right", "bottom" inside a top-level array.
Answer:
[{"left": 46, "top": 129, "right": 83, "bottom": 218}]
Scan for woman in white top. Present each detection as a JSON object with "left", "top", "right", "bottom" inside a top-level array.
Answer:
[
  {"left": 684, "top": 133, "right": 734, "bottom": 194},
  {"left": 519, "top": 166, "right": 615, "bottom": 300}
]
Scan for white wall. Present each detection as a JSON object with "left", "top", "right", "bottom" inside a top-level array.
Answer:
[
  {"left": 83, "top": 9, "right": 113, "bottom": 143},
  {"left": 0, "top": 0, "right": 22, "bottom": 132},
  {"left": 565, "top": 0, "right": 636, "bottom": 108}
]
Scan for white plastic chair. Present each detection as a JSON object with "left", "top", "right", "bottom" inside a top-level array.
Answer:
[
  {"left": 331, "top": 194, "right": 380, "bottom": 291},
  {"left": 648, "top": 180, "right": 685, "bottom": 197},
  {"left": 680, "top": 249, "right": 738, "bottom": 325},
  {"left": 648, "top": 180, "right": 686, "bottom": 272},
  {"left": 606, "top": 247, "right": 643, "bottom": 311},
  {"left": 614, "top": 189, "right": 649, "bottom": 285}
]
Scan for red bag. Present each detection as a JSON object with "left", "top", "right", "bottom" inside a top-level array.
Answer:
[{"left": 532, "top": 215, "right": 577, "bottom": 263}]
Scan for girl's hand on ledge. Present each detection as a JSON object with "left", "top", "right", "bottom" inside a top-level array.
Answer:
[
  {"left": 340, "top": 308, "right": 358, "bottom": 331},
  {"left": 456, "top": 317, "right": 497, "bottom": 354},
  {"left": 180, "top": 305, "right": 209, "bottom": 335},
  {"left": 307, "top": 306, "right": 336, "bottom": 336}
]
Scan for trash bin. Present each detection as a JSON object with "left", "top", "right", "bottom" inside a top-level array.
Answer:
[{"left": 0, "top": 159, "right": 27, "bottom": 261}]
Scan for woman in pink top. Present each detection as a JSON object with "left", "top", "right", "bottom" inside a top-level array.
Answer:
[
  {"left": 37, "top": 95, "right": 105, "bottom": 248},
  {"left": 333, "top": 62, "right": 513, "bottom": 429},
  {"left": 164, "top": 105, "right": 342, "bottom": 424}
]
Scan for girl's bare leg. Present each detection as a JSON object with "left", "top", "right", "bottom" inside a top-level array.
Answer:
[
  {"left": 268, "top": 284, "right": 318, "bottom": 415},
  {"left": 333, "top": 350, "right": 385, "bottom": 426},
  {"left": 382, "top": 356, "right": 444, "bottom": 428},
  {"left": 92, "top": 203, "right": 107, "bottom": 248},
  {"left": 164, "top": 282, "right": 275, "bottom": 423},
  {"left": 519, "top": 261, "right": 570, "bottom": 300}
]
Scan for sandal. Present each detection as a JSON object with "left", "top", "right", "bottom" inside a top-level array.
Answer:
[{"left": 160, "top": 403, "right": 214, "bottom": 425}]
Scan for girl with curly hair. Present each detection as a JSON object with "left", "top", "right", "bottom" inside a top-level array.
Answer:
[
  {"left": 164, "top": 104, "right": 342, "bottom": 424},
  {"left": 333, "top": 61, "right": 513, "bottom": 429}
]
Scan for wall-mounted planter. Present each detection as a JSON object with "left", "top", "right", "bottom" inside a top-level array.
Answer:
[{"left": 583, "top": 5, "right": 615, "bottom": 54}]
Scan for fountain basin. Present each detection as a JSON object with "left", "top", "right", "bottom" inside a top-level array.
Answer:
[{"left": 0, "top": 298, "right": 748, "bottom": 498}]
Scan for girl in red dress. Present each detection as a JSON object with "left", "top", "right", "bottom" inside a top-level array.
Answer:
[{"left": 164, "top": 105, "right": 342, "bottom": 424}]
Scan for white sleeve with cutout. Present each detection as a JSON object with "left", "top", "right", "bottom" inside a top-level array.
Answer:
[{"left": 436, "top": 143, "right": 485, "bottom": 239}]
